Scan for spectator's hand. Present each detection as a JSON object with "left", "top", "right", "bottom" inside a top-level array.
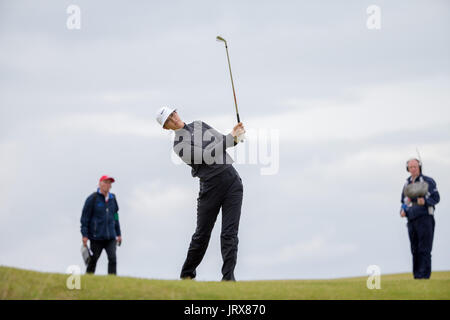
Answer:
[
  {"left": 117, "top": 236, "right": 122, "bottom": 246},
  {"left": 400, "top": 210, "right": 406, "bottom": 218},
  {"left": 417, "top": 197, "right": 425, "bottom": 206},
  {"left": 231, "top": 122, "right": 245, "bottom": 139},
  {"left": 82, "top": 237, "right": 88, "bottom": 247}
]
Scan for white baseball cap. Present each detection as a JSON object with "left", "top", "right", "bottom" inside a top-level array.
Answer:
[{"left": 155, "top": 106, "right": 177, "bottom": 127}]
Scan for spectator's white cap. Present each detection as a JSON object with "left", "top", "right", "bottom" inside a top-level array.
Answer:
[{"left": 155, "top": 106, "right": 176, "bottom": 127}]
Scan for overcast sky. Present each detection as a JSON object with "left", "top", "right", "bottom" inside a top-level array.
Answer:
[{"left": 1, "top": 0, "right": 449, "bottom": 281}]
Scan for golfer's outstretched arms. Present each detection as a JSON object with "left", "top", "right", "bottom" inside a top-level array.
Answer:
[
  {"left": 173, "top": 121, "right": 243, "bottom": 165},
  {"left": 174, "top": 136, "right": 233, "bottom": 165},
  {"left": 203, "top": 121, "right": 243, "bottom": 148}
]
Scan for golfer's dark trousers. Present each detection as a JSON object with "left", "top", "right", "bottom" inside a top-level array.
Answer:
[
  {"left": 180, "top": 166, "right": 243, "bottom": 281},
  {"left": 86, "top": 239, "right": 117, "bottom": 275},
  {"left": 407, "top": 214, "right": 435, "bottom": 279}
]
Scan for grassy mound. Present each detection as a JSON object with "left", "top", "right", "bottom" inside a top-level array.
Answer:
[{"left": 1, "top": 266, "right": 449, "bottom": 299}]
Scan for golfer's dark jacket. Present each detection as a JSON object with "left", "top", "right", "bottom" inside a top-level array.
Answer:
[
  {"left": 173, "top": 121, "right": 238, "bottom": 181},
  {"left": 80, "top": 189, "right": 121, "bottom": 240},
  {"left": 401, "top": 174, "right": 440, "bottom": 221}
]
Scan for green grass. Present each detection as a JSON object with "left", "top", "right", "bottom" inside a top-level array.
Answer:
[{"left": 1, "top": 265, "right": 449, "bottom": 300}]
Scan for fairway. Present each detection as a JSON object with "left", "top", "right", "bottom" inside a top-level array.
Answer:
[{"left": 1, "top": 266, "right": 449, "bottom": 300}]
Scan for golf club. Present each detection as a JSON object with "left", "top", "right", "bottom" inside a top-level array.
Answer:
[{"left": 216, "top": 35, "right": 245, "bottom": 142}]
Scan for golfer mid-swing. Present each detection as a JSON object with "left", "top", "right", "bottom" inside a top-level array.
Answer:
[{"left": 156, "top": 106, "right": 245, "bottom": 281}]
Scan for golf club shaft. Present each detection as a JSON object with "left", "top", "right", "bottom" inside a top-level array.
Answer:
[
  {"left": 223, "top": 43, "right": 240, "bottom": 124},
  {"left": 217, "top": 36, "right": 245, "bottom": 142}
]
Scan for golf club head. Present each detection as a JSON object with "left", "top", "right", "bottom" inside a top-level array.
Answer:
[{"left": 216, "top": 35, "right": 227, "bottom": 44}]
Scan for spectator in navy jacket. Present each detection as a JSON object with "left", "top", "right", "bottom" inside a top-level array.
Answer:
[{"left": 81, "top": 175, "right": 122, "bottom": 275}]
